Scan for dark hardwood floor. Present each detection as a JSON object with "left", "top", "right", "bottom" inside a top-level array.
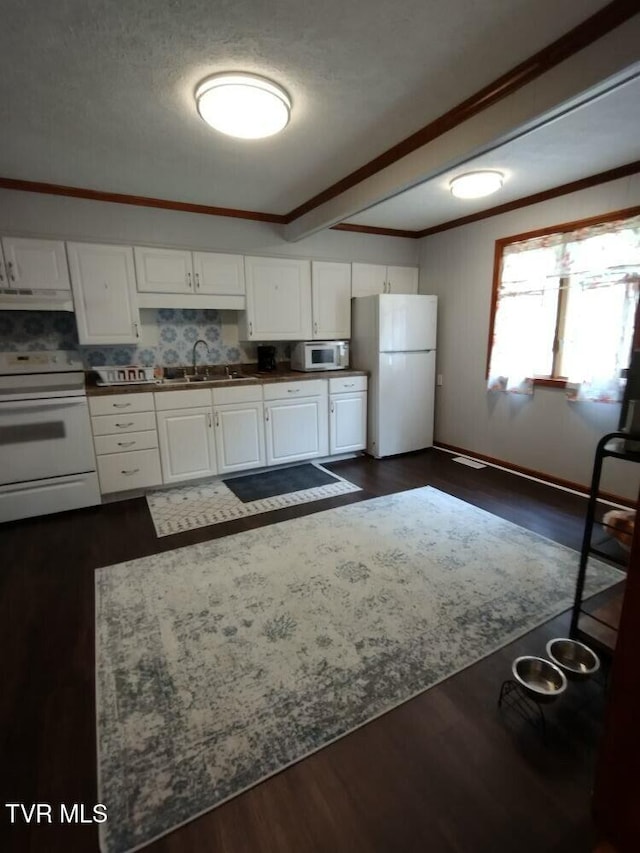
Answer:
[{"left": 0, "top": 449, "right": 618, "bottom": 853}]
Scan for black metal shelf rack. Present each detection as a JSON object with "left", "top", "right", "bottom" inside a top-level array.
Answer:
[{"left": 570, "top": 431, "right": 638, "bottom": 655}]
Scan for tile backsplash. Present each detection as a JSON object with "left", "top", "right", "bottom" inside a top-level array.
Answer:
[{"left": 0, "top": 309, "right": 289, "bottom": 367}]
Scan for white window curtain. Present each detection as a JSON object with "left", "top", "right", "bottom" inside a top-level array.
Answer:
[{"left": 487, "top": 215, "right": 640, "bottom": 402}]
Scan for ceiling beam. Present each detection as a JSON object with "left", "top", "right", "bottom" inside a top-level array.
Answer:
[{"left": 284, "top": 7, "right": 640, "bottom": 242}]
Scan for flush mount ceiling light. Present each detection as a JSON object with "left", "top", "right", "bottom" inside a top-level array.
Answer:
[
  {"left": 449, "top": 170, "right": 504, "bottom": 199},
  {"left": 195, "top": 73, "right": 291, "bottom": 139}
]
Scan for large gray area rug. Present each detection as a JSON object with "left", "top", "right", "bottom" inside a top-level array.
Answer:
[{"left": 96, "top": 486, "right": 622, "bottom": 853}]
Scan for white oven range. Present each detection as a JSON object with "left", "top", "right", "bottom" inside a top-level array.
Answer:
[{"left": 0, "top": 350, "right": 100, "bottom": 523}]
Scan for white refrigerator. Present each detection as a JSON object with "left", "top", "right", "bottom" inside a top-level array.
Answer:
[{"left": 351, "top": 294, "right": 437, "bottom": 458}]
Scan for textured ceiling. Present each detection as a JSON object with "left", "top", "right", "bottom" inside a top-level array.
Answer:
[
  {"left": 345, "top": 72, "right": 640, "bottom": 231},
  {"left": 0, "top": 0, "right": 614, "bottom": 222}
]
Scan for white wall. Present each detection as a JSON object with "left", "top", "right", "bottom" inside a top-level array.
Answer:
[
  {"left": 418, "top": 174, "right": 640, "bottom": 500},
  {"left": 0, "top": 189, "right": 419, "bottom": 265}
]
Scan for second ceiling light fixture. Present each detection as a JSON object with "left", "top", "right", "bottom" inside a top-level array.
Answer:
[{"left": 449, "top": 170, "right": 504, "bottom": 199}]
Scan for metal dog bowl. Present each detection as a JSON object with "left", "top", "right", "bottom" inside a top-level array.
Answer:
[
  {"left": 545, "top": 638, "right": 600, "bottom": 680},
  {"left": 512, "top": 656, "right": 567, "bottom": 703}
]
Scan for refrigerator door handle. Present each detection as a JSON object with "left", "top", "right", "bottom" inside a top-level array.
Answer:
[{"left": 380, "top": 349, "right": 435, "bottom": 355}]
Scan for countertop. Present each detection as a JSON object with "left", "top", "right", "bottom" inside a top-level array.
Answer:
[{"left": 86, "top": 368, "right": 367, "bottom": 396}]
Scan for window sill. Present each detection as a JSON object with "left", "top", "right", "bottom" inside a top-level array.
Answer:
[{"left": 531, "top": 377, "right": 568, "bottom": 389}]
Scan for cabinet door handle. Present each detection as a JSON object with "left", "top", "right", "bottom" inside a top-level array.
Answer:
[
  {"left": 187, "top": 272, "right": 192, "bottom": 289},
  {"left": 330, "top": 401, "right": 334, "bottom": 413},
  {"left": 115, "top": 422, "right": 134, "bottom": 428},
  {"left": 314, "top": 321, "right": 318, "bottom": 335},
  {"left": 344, "top": 383, "right": 354, "bottom": 388},
  {"left": 133, "top": 322, "right": 140, "bottom": 338},
  {"left": 265, "top": 409, "right": 269, "bottom": 421},
  {"left": 117, "top": 440, "right": 136, "bottom": 447},
  {"left": 195, "top": 273, "right": 200, "bottom": 289},
  {"left": 112, "top": 402, "right": 132, "bottom": 409},
  {"left": 121, "top": 468, "right": 140, "bottom": 475},
  {"left": 7, "top": 261, "right": 16, "bottom": 282},
  {"left": 0, "top": 262, "right": 4, "bottom": 282},
  {"left": 287, "top": 388, "right": 300, "bottom": 393},
  {"left": 215, "top": 411, "right": 219, "bottom": 427},
  {"left": 249, "top": 322, "right": 253, "bottom": 336},
  {"left": 207, "top": 412, "right": 212, "bottom": 429}
]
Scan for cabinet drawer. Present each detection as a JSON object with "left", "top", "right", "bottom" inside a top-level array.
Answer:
[
  {"left": 93, "top": 429, "right": 158, "bottom": 456},
  {"left": 263, "top": 379, "right": 327, "bottom": 401},
  {"left": 97, "top": 448, "right": 162, "bottom": 494},
  {"left": 89, "top": 392, "right": 155, "bottom": 416},
  {"left": 329, "top": 375, "right": 367, "bottom": 394},
  {"left": 212, "top": 384, "right": 262, "bottom": 405},
  {"left": 91, "top": 411, "right": 157, "bottom": 435},
  {"left": 154, "top": 388, "right": 212, "bottom": 411}
]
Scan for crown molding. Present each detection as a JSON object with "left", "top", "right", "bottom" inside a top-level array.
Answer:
[{"left": 0, "top": 177, "right": 287, "bottom": 224}]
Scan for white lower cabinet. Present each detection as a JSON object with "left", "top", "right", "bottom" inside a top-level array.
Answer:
[
  {"left": 263, "top": 380, "right": 328, "bottom": 465},
  {"left": 329, "top": 375, "right": 368, "bottom": 454},
  {"left": 329, "top": 391, "right": 367, "bottom": 454},
  {"left": 213, "top": 385, "right": 265, "bottom": 474},
  {"left": 89, "top": 392, "right": 162, "bottom": 494},
  {"left": 90, "top": 411, "right": 157, "bottom": 435},
  {"left": 156, "top": 407, "right": 217, "bottom": 484},
  {"left": 330, "top": 394, "right": 367, "bottom": 453},
  {"left": 87, "top": 376, "right": 364, "bottom": 496},
  {"left": 96, "top": 449, "right": 162, "bottom": 495}
]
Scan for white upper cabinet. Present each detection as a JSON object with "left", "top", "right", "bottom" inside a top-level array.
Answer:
[
  {"left": 241, "top": 256, "right": 312, "bottom": 340},
  {"left": 135, "top": 246, "right": 245, "bottom": 309},
  {"left": 193, "top": 252, "right": 245, "bottom": 296},
  {"left": 351, "top": 263, "right": 387, "bottom": 297},
  {"left": 1, "top": 237, "right": 70, "bottom": 291},
  {"left": 311, "top": 261, "right": 351, "bottom": 340},
  {"left": 134, "top": 246, "right": 194, "bottom": 293},
  {"left": 67, "top": 243, "right": 140, "bottom": 345},
  {"left": 387, "top": 265, "right": 419, "bottom": 294},
  {"left": 352, "top": 262, "right": 418, "bottom": 296}
]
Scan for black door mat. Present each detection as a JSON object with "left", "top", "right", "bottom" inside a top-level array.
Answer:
[{"left": 224, "top": 464, "right": 340, "bottom": 503}]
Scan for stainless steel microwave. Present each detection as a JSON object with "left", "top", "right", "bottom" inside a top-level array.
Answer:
[{"left": 291, "top": 341, "right": 349, "bottom": 371}]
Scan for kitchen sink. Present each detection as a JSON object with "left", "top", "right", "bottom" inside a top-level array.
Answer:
[{"left": 157, "top": 373, "right": 258, "bottom": 385}]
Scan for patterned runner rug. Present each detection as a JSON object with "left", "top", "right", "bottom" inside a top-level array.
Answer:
[
  {"left": 146, "top": 463, "right": 361, "bottom": 536},
  {"left": 96, "top": 486, "right": 622, "bottom": 853}
]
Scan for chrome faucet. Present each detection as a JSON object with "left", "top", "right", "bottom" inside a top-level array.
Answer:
[{"left": 192, "top": 339, "right": 209, "bottom": 374}]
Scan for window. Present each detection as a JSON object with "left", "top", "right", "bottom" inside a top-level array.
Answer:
[{"left": 487, "top": 208, "right": 640, "bottom": 401}]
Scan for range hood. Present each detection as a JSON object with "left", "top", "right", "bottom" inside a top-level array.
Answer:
[{"left": 0, "top": 287, "right": 74, "bottom": 311}]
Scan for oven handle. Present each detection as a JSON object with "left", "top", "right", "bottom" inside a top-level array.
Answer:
[{"left": 0, "top": 398, "right": 88, "bottom": 414}]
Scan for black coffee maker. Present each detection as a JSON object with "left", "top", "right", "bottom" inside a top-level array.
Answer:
[{"left": 257, "top": 345, "right": 277, "bottom": 372}]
